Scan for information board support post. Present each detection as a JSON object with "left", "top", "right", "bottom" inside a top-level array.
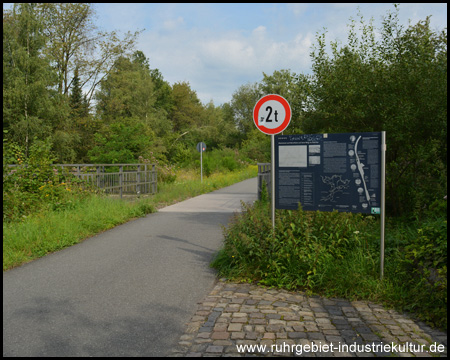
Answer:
[
  {"left": 271, "top": 134, "right": 275, "bottom": 231},
  {"left": 380, "top": 131, "right": 386, "bottom": 279}
]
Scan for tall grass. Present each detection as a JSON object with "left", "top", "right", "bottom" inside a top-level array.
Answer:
[
  {"left": 151, "top": 165, "right": 257, "bottom": 209},
  {"left": 3, "top": 196, "right": 155, "bottom": 270},
  {"left": 3, "top": 165, "right": 258, "bottom": 271}
]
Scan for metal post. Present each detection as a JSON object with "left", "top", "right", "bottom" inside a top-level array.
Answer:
[
  {"left": 119, "top": 165, "right": 123, "bottom": 199},
  {"left": 145, "top": 164, "right": 148, "bottom": 194},
  {"left": 137, "top": 164, "right": 141, "bottom": 196},
  {"left": 200, "top": 146, "right": 203, "bottom": 183},
  {"left": 380, "top": 131, "right": 386, "bottom": 279},
  {"left": 152, "top": 164, "right": 157, "bottom": 194},
  {"left": 96, "top": 166, "right": 100, "bottom": 189},
  {"left": 271, "top": 135, "right": 275, "bottom": 231}
]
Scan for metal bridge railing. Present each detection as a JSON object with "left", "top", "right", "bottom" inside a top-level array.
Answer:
[{"left": 257, "top": 163, "right": 271, "bottom": 201}]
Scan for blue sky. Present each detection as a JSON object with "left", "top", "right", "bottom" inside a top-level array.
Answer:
[{"left": 4, "top": 3, "right": 447, "bottom": 106}]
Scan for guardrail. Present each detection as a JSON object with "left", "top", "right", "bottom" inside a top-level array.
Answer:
[
  {"left": 5, "top": 163, "right": 157, "bottom": 199},
  {"left": 257, "top": 163, "right": 271, "bottom": 201}
]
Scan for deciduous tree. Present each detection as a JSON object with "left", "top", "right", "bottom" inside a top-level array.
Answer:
[{"left": 304, "top": 5, "right": 447, "bottom": 217}]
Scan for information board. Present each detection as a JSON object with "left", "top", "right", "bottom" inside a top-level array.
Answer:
[{"left": 275, "top": 132, "right": 382, "bottom": 214}]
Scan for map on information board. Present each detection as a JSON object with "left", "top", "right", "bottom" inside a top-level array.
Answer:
[{"left": 275, "top": 132, "right": 382, "bottom": 214}]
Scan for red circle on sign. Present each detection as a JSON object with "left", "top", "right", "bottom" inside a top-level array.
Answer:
[{"left": 253, "top": 94, "right": 291, "bottom": 135}]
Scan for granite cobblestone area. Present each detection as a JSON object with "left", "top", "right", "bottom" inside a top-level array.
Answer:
[{"left": 171, "top": 279, "right": 447, "bottom": 357}]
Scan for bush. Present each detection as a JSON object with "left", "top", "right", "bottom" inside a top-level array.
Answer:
[
  {"left": 212, "top": 202, "right": 378, "bottom": 291},
  {"left": 202, "top": 148, "right": 247, "bottom": 176},
  {"left": 386, "top": 200, "right": 447, "bottom": 329},
  {"left": 212, "top": 198, "right": 447, "bottom": 330},
  {"left": 3, "top": 140, "right": 97, "bottom": 222}
]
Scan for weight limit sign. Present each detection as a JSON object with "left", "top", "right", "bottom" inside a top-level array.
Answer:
[{"left": 253, "top": 94, "right": 291, "bottom": 135}]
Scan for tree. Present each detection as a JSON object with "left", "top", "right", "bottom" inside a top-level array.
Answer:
[
  {"left": 229, "top": 82, "right": 262, "bottom": 140},
  {"left": 69, "top": 66, "right": 89, "bottom": 119},
  {"left": 95, "top": 54, "right": 156, "bottom": 123},
  {"left": 69, "top": 65, "right": 97, "bottom": 162},
  {"left": 304, "top": 5, "right": 447, "bottom": 217},
  {"left": 258, "top": 70, "right": 311, "bottom": 134},
  {"left": 189, "top": 101, "right": 238, "bottom": 150},
  {"left": 219, "top": 102, "right": 240, "bottom": 148},
  {"left": 88, "top": 120, "right": 152, "bottom": 164},
  {"left": 169, "top": 81, "right": 204, "bottom": 133},
  {"left": 92, "top": 52, "right": 159, "bottom": 163},
  {"left": 37, "top": 3, "right": 141, "bottom": 105},
  {"left": 150, "top": 67, "right": 174, "bottom": 121},
  {"left": 3, "top": 3, "right": 57, "bottom": 157}
]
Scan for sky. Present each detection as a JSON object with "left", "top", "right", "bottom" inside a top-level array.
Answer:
[{"left": 4, "top": 3, "right": 447, "bottom": 106}]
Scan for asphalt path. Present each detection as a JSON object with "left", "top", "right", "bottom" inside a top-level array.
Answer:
[{"left": 3, "top": 177, "right": 257, "bottom": 357}]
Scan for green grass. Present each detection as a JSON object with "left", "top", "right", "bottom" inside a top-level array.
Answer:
[
  {"left": 151, "top": 165, "right": 257, "bottom": 209},
  {"left": 3, "top": 165, "right": 258, "bottom": 271}
]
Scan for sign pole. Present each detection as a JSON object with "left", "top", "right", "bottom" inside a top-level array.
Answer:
[
  {"left": 197, "top": 142, "right": 206, "bottom": 183},
  {"left": 252, "top": 94, "right": 291, "bottom": 233},
  {"left": 380, "top": 131, "right": 386, "bottom": 279},
  {"left": 271, "top": 134, "right": 275, "bottom": 231}
]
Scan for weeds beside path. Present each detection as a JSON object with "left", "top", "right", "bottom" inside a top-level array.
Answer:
[
  {"left": 211, "top": 198, "right": 447, "bottom": 332},
  {"left": 3, "top": 166, "right": 258, "bottom": 271}
]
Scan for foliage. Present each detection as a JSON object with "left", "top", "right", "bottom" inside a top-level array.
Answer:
[
  {"left": 304, "top": 6, "right": 447, "bottom": 218},
  {"left": 228, "top": 82, "right": 262, "bottom": 141},
  {"left": 212, "top": 202, "right": 378, "bottom": 290},
  {"left": 3, "top": 165, "right": 257, "bottom": 271},
  {"left": 3, "top": 3, "right": 447, "bottom": 332},
  {"left": 239, "top": 128, "right": 271, "bottom": 163},
  {"left": 212, "top": 198, "right": 447, "bottom": 330},
  {"left": 3, "top": 4, "right": 143, "bottom": 164},
  {"left": 202, "top": 147, "right": 248, "bottom": 176},
  {"left": 3, "top": 195, "right": 156, "bottom": 271},
  {"left": 88, "top": 120, "right": 154, "bottom": 164},
  {"left": 259, "top": 70, "right": 311, "bottom": 134},
  {"left": 96, "top": 55, "right": 155, "bottom": 122},
  {"left": 37, "top": 3, "right": 141, "bottom": 102},
  {"left": 170, "top": 81, "right": 204, "bottom": 133},
  {"left": 3, "top": 3, "right": 58, "bottom": 157},
  {"left": 383, "top": 198, "right": 447, "bottom": 328},
  {"left": 3, "top": 140, "right": 97, "bottom": 223}
]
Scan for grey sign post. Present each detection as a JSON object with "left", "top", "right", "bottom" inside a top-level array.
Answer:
[
  {"left": 253, "top": 94, "right": 292, "bottom": 231},
  {"left": 196, "top": 142, "right": 206, "bottom": 182}
]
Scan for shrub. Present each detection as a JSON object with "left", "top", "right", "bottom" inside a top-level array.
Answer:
[
  {"left": 212, "top": 202, "right": 378, "bottom": 291},
  {"left": 3, "top": 140, "right": 97, "bottom": 222},
  {"left": 389, "top": 204, "right": 447, "bottom": 329},
  {"left": 212, "top": 198, "right": 447, "bottom": 330}
]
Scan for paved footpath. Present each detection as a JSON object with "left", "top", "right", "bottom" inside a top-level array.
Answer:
[
  {"left": 171, "top": 280, "right": 447, "bottom": 357},
  {"left": 3, "top": 178, "right": 257, "bottom": 357}
]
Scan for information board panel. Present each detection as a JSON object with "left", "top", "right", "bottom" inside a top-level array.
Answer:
[{"left": 275, "top": 132, "right": 382, "bottom": 214}]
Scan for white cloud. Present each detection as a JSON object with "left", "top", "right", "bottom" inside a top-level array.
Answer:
[
  {"left": 252, "top": 25, "right": 267, "bottom": 37},
  {"left": 138, "top": 21, "right": 320, "bottom": 105},
  {"left": 286, "top": 4, "right": 309, "bottom": 17},
  {"left": 162, "top": 16, "right": 184, "bottom": 31},
  {"left": 15, "top": 2, "right": 442, "bottom": 106}
]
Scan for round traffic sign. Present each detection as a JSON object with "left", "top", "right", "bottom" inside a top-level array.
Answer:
[
  {"left": 253, "top": 94, "right": 291, "bottom": 135},
  {"left": 196, "top": 142, "right": 206, "bottom": 152}
]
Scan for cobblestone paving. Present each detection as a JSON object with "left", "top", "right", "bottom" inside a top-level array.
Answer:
[{"left": 171, "top": 279, "right": 447, "bottom": 357}]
